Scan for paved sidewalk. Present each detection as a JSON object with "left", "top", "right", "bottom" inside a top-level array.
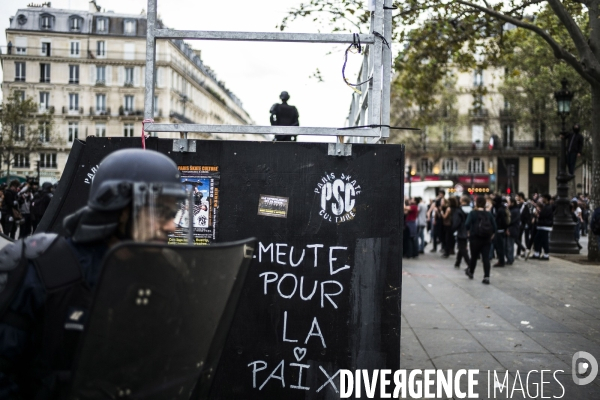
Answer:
[{"left": 401, "top": 249, "right": 600, "bottom": 399}]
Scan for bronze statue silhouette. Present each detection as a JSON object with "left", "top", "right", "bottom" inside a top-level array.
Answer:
[{"left": 270, "top": 91, "right": 299, "bottom": 142}]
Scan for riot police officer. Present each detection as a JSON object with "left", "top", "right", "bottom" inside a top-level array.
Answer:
[
  {"left": 270, "top": 91, "right": 299, "bottom": 142},
  {"left": 0, "top": 149, "right": 185, "bottom": 399}
]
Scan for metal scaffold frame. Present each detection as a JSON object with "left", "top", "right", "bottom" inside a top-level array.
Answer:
[{"left": 143, "top": 0, "right": 393, "bottom": 144}]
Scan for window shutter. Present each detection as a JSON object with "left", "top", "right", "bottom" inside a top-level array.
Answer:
[
  {"left": 90, "top": 65, "right": 96, "bottom": 84},
  {"left": 156, "top": 67, "right": 163, "bottom": 88},
  {"left": 106, "top": 66, "right": 112, "bottom": 86},
  {"left": 134, "top": 67, "right": 140, "bottom": 86},
  {"left": 118, "top": 66, "right": 124, "bottom": 85}
]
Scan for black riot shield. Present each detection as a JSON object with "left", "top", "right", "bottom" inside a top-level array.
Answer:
[
  {"left": 68, "top": 238, "right": 256, "bottom": 400},
  {"left": 0, "top": 233, "right": 12, "bottom": 250}
]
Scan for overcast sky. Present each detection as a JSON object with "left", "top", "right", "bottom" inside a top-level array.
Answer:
[{"left": 0, "top": 0, "right": 372, "bottom": 142}]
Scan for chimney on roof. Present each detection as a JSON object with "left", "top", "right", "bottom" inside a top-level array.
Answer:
[{"left": 89, "top": 0, "right": 101, "bottom": 13}]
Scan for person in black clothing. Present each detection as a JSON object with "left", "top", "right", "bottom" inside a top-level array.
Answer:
[
  {"left": 0, "top": 149, "right": 186, "bottom": 399},
  {"left": 453, "top": 195, "right": 471, "bottom": 268},
  {"left": 492, "top": 195, "right": 508, "bottom": 267},
  {"left": 515, "top": 192, "right": 531, "bottom": 258},
  {"left": 465, "top": 196, "right": 497, "bottom": 284},
  {"left": 532, "top": 197, "right": 553, "bottom": 260},
  {"left": 564, "top": 123, "right": 584, "bottom": 176},
  {"left": 31, "top": 182, "right": 54, "bottom": 232},
  {"left": 270, "top": 91, "right": 299, "bottom": 142},
  {"left": 1, "top": 180, "right": 21, "bottom": 239},
  {"left": 505, "top": 197, "right": 521, "bottom": 265}
]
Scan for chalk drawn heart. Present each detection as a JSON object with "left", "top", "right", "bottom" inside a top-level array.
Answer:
[{"left": 293, "top": 347, "right": 307, "bottom": 362}]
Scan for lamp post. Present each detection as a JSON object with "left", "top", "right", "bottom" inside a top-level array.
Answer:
[
  {"left": 407, "top": 165, "right": 413, "bottom": 198},
  {"left": 549, "top": 78, "right": 579, "bottom": 254}
]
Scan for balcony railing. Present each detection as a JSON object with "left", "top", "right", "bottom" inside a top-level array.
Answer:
[
  {"left": 411, "top": 140, "right": 560, "bottom": 153},
  {"left": 119, "top": 106, "right": 143, "bottom": 116},
  {"left": 62, "top": 106, "right": 83, "bottom": 115},
  {"left": 92, "top": 107, "right": 111, "bottom": 116},
  {"left": 468, "top": 108, "right": 488, "bottom": 118}
]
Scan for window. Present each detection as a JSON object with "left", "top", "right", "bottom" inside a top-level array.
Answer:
[
  {"left": 124, "top": 67, "right": 134, "bottom": 86},
  {"left": 15, "top": 62, "right": 26, "bottom": 81},
  {"left": 14, "top": 154, "right": 30, "bottom": 168},
  {"left": 95, "top": 124, "right": 106, "bottom": 137},
  {"left": 124, "top": 20, "right": 136, "bottom": 34},
  {"left": 124, "top": 43, "right": 135, "bottom": 60},
  {"left": 96, "top": 65, "right": 106, "bottom": 85},
  {"left": 472, "top": 125, "right": 484, "bottom": 149},
  {"left": 68, "top": 122, "right": 79, "bottom": 142},
  {"left": 96, "top": 41, "right": 106, "bottom": 57},
  {"left": 70, "top": 41, "right": 80, "bottom": 57},
  {"left": 503, "top": 124, "right": 514, "bottom": 148},
  {"left": 70, "top": 16, "right": 82, "bottom": 31},
  {"left": 69, "top": 65, "right": 79, "bottom": 84},
  {"left": 442, "top": 126, "right": 452, "bottom": 143},
  {"left": 39, "top": 122, "right": 50, "bottom": 142},
  {"left": 123, "top": 123, "right": 134, "bottom": 137},
  {"left": 124, "top": 95, "right": 134, "bottom": 112},
  {"left": 15, "top": 37, "right": 27, "bottom": 54},
  {"left": 14, "top": 91, "right": 25, "bottom": 102},
  {"left": 41, "top": 41, "right": 51, "bottom": 56},
  {"left": 40, "top": 14, "right": 53, "bottom": 30},
  {"left": 69, "top": 93, "right": 79, "bottom": 111},
  {"left": 40, "top": 153, "right": 57, "bottom": 168},
  {"left": 441, "top": 159, "right": 458, "bottom": 174},
  {"left": 468, "top": 158, "right": 485, "bottom": 174},
  {"left": 96, "top": 94, "right": 106, "bottom": 112},
  {"left": 14, "top": 125, "right": 25, "bottom": 141},
  {"left": 39, "top": 92, "right": 49, "bottom": 111},
  {"left": 17, "top": 14, "right": 27, "bottom": 25},
  {"left": 40, "top": 63, "right": 50, "bottom": 83},
  {"left": 96, "top": 18, "right": 108, "bottom": 33},
  {"left": 473, "top": 69, "right": 483, "bottom": 86},
  {"left": 418, "top": 158, "right": 433, "bottom": 174}
]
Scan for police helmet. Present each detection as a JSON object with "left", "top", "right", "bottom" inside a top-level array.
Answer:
[
  {"left": 88, "top": 149, "right": 182, "bottom": 212},
  {"left": 66, "top": 149, "right": 185, "bottom": 243},
  {"left": 279, "top": 91, "right": 290, "bottom": 102}
]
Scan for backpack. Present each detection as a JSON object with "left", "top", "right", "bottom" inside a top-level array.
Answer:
[{"left": 473, "top": 211, "right": 494, "bottom": 239}]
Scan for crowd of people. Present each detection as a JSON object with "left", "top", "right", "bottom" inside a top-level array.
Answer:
[
  {"left": 404, "top": 190, "right": 595, "bottom": 284},
  {"left": 0, "top": 179, "right": 55, "bottom": 239}
]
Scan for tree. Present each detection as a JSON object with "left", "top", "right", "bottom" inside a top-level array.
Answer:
[
  {"left": 282, "top": 0, "right": 600, "bottom": 260},
  {"left": 0, "top": 91, "right": 55, "bottom": 180}
]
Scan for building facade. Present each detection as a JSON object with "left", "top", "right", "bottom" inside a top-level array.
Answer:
[
  {"left": 402, "top": 67, "right": 587, "bottom": 198},
  {"left": 0, "top": 1, "right": 256, "bottom": 183}
]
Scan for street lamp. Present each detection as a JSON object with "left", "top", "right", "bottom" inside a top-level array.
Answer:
[{"left": 549, "top": 78, "right": 579, "bottom": 254}]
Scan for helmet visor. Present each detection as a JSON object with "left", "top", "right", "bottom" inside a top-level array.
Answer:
[{"left": 132, "top": 183, "right": 186, "bottom": 243}]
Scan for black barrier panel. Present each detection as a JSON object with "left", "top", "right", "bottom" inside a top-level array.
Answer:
[
  {"left": 36, "top": 137, "right": 160, "bottom": 235},
  {"left": 42, "top": 137, "right": 404, "bottom": 399},
  {"left": 68, "top": 238, "right": 255, "bottom": 399}
]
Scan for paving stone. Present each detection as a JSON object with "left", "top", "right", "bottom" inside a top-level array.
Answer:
[
  {"left": 402, "top": 303, "right": 463, "bottom": 330},
  {"left": 412, "top": 328, "right": 485, "bottom": 359},
  {"left": 443, "top": 304, "right": 518, "bottom": 332},
  {"left": 470, "top": 330, "right": 548, "bottom": 353},
  {"left": 491, "top": 305, "right": 574, "bottom": 333},
  {"left": 491, "top": 352, "right": 570, "bottom": 373},
  {"left": 400, "top": 327, "right": 434, "bottom": 370}
]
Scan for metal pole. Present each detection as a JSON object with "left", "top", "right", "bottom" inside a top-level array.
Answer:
[
  {"left": 143, "top": 0, "right": 157, "bottom": 124},
  {"left": 549, "top": 115, "right": 579, "bottom": 254}
]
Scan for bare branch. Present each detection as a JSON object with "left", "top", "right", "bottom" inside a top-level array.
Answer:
[{"left": 456, "top": 0, "right": 600, "bottom": 86}]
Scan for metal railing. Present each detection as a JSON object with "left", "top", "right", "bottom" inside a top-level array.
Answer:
[{"left": 141, "top": 0, "right": 393, "bottom": 142}]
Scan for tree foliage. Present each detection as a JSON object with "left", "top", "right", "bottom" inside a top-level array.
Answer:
[{"left": 0, "top": 91, "right": 56, "bottom": 178}]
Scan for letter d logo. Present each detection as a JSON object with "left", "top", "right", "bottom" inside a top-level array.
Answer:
[{"left": 572, "top": 351, "right": 598, "bottom": 385}]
